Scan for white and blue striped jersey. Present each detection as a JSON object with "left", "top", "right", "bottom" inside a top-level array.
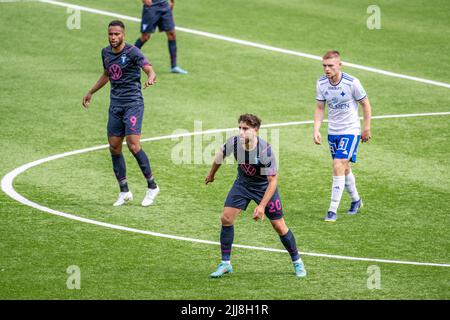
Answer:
[{"left": 316, "top": 72, "right": 367, "bottom": 135}]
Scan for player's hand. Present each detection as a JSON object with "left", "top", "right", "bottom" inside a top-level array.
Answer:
[
  {"left": 144, "top": 74, "right": 156, "bottom": 88},
  {"left": 253, "top": 205, "right": 265, "bottom": 222},
  {"left": 169, "top": 0, "right": 174, "bottom": 10},
  {"left": 82, "top": 92, "right": 92, "bottom": 108},
  {"left": 313, "top": 131, "right": 322, "bottom": 144},
  {"left": 143, "top": 0, "right": 152, "bottom": 7},
  {"left": 361, "top": 129, "right": 372, "bottom": 143},
  {"left": 205, "top": 173, "right": 215, "bottom": 185}
]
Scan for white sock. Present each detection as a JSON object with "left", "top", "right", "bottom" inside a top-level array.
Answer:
[
  {"left": 345, "top": 171, "right": 360, "bottom": 202},
  {"left": 293, "top": 258, "right": 302, "bottom": 265},
  {"left": 328, "top": 176, "right": 345, "bottom": 213},
  {"left": 221, "top": 260, "right": 231, "bottom": 265}
]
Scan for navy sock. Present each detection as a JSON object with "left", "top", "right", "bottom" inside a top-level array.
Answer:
[
  {"left": 220, "top": 225, "right": 234, "bottom": 261},
  {"left": 132, "top": 149, "right": 157, "bottom": 189},
  {"left": 168, "top": 39, "right": 177, "bottom": 68},
  {"left": 111, "top": 153, "right": 129, "bottom": 192},
  {"left": 135, "top": 38, "right": 144, "bottom": 49},
  {"left": 279, "top": 230, "right": 300, "bottom": 262}
]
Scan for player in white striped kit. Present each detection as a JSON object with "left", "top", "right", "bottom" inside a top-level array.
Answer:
[{"left": 313, "top": 50, "right": 372, "bottom": 222}]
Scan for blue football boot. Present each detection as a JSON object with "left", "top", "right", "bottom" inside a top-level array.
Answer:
[
  {"left": 348, "top": 198, "right": 363, "bottom": 215},
  {"left": 324, "top": 211, "right": 337, "bottom": 222},
  {"left": 293, "top": 260, "right": 307, "bottom": 277},
  {"left": 210, "top": 262, "right": 233, "bottom": 278},
  {"left": 171, "top": 66, "right": 188, "bottom": 74}
]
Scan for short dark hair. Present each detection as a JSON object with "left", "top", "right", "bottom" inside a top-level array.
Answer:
[
  {"left": 323, "top": 50, "right": 340, "bottom": 60},
  {"left": 108, "top": 20, "right": 125, "bottom": 29},
  {"left": 238, "top": 114, "right": 262, "bottom": 129}
]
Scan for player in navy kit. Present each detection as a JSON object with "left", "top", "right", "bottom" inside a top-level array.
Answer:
[
  {"left": 82, "top": 20, "right": 160, "bottom": 207},
  {"left": 205, "top": 114, "right": 306, "bottom": 278},
  {"left": 134, "top": 0, "right": 188, "bottom": 74}
]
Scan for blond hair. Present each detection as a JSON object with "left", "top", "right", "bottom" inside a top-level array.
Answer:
[{"left": 322, "top": 50, "right": 340, "bottom": 60}]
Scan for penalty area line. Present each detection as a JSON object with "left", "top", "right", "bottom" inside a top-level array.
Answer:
[{"left": 2, "top": 113, "right": 450, "bottom": 268}]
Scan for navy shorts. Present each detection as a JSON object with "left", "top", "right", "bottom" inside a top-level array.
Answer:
[
  {"left": 141, "top": 2, "right": 175, "bottom": 33},
  {"left": 224, "top": 180, "right": 284, "bottom": 220},
  {"left": 107, "top": 104, "right": 144, "bottom": 137}
]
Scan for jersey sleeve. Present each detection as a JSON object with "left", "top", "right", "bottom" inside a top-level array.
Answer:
[
  {"left": 101, "top": 48, "right": 107, "bottom": 70},
  {"left": 260, "top": 144, "right": 278, "bottom": 176},
  {"left": 352, "top": 78, "right": 367, "bottom": 101},
  {"left": 131, "top": 46, "right": 151, "bottom": 68},
  {"left": 221, "top": 136, "right": 237, "bottom": 158},
  {"left": 316, "top": 80, "right": 326, "bottom": 101}
]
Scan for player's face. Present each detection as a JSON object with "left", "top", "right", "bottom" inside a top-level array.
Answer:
[
  {"left": 239, "top": 121, "right": 258, "bottom": 145},
  {"left": 108, "top": 26, "right": 124, "bottom": 48},
  {"left": 322, "top": 58, "right": 341, "bottom": 79}
]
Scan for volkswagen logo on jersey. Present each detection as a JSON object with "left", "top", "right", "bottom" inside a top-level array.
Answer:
[{"left": 108, "top": 64, "right": 122, "bottom": 80}]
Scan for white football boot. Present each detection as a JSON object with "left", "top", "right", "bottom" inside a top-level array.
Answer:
[
  {"left": 113, "top": 191, "right": 133, "bottom": 207},
  {"left": 141, "top": 186, "right": 160, "bottom": 207}
]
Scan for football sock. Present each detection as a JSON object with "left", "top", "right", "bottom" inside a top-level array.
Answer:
[
  {"left": 168, "top": 39, "right": 177, "bottom": 68},
  {"left": 134, "top": 38, "right": 144, "bottom": 49},
  {"left": 279, "top": 229, "right": 300, "bottom": 262},
  {"left": 329, "top": 175, "right": 346, "bottom": 213},
  {"left": 220, "top": 225, "right": 234, "bottom": 262},
  {"left": 132, "top": 149, "right": 157, "bottom": 189},
  {"left": 111, "top": 153, "right": 129, "bottom": 192},
  {"left": 345, "top": 171, "right": 360, "bottom": 202}
]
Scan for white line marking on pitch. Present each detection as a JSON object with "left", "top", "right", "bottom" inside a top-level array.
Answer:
[
  {"left": 2, "top": 113, "right": 450, "bottom": 268},
  {"left": 35, "top": 0, "right": 450, "bottom": 89}
]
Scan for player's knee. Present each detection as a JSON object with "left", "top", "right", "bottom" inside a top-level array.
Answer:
[
  {"left": 167, "top": 31, "right": 176, "bottom": 40},
  {"left": 272, "top": 220, "right": 288, "bottom": 235},
  {"left": 220, "top": 214, "right": 233, "bottom": 226},
  {"left": 109, "top": 144, "right": 122, "bottom": 155},
  {"left": 141, "top": 33, "right": 151, "bottom": 42},
  {"left": 333, "top": 160, "right": 347, "bottom": 173},
  {"left": 127, "top": 142, "right": 141, "bottom": 154}
]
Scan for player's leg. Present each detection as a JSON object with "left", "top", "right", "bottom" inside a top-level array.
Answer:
[
  {"left": 108, "top": 106, "right": 133, "bottom": 206},
  {"left": 210, "top": 207, "right": 241, "bottom": 278},
  {"left": 166, "top": 30, "right": 187, "bottom": 74},
  {"left": 135, "top": 32, "right": 152, "bottom": 49},
  {"left": 344, "top": 136, "right": 363, "bottom": 214},
  {"left": 211, "top": 182, "right": 249, "bottom": 278},
  {"left": 264, "top": 191, "right": 306, "bottom": 277},
  {"left": 326, "top": 158, "right": 347, "bottom": 220},
  {"left": 158, "top": 4, "right": 187, "bottom": 74},
  {"left": 270, "top": 219, "right": 306, "bottom": 278},
  {"left": 124, "top": 106, "right": 159, "bottom": 206},
  {"left": 325, "top": 134, "right": 358, "bottom": 221}
]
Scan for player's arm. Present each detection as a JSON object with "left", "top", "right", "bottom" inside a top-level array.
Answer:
[
  {"left": 142, "top": 64, "right": 157, "bottom": 88},
  {"left": 169, "top": 0, "right": 174, "bottom": 10},
  {"left": 359, "top": 97, "right": 372, "bottom": 143},
  {"left": 142, "top": 0, "right": 152, "bottom": 6},
  {"left": 253, "top": 175, "right": 277, "bottom": 221},
  {"left": 205, "top": 150, "right": 225, "bottom": 185},
  {"left": 313, "top": 100, "right": 325, "bottom": 144},
  {"left": 82, "top": 69, "right": 109, "bottom": 108}
]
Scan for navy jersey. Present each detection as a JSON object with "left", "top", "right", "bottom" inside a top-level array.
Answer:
[
  {"left": 102, "top": 43, "right": 150, "bottom": 105},
  {"left": 149, "top": 0, "right": 168, "bottom": 5},
  {"left": 222, "top": 136, "right": 277, "bottom": 189}
]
